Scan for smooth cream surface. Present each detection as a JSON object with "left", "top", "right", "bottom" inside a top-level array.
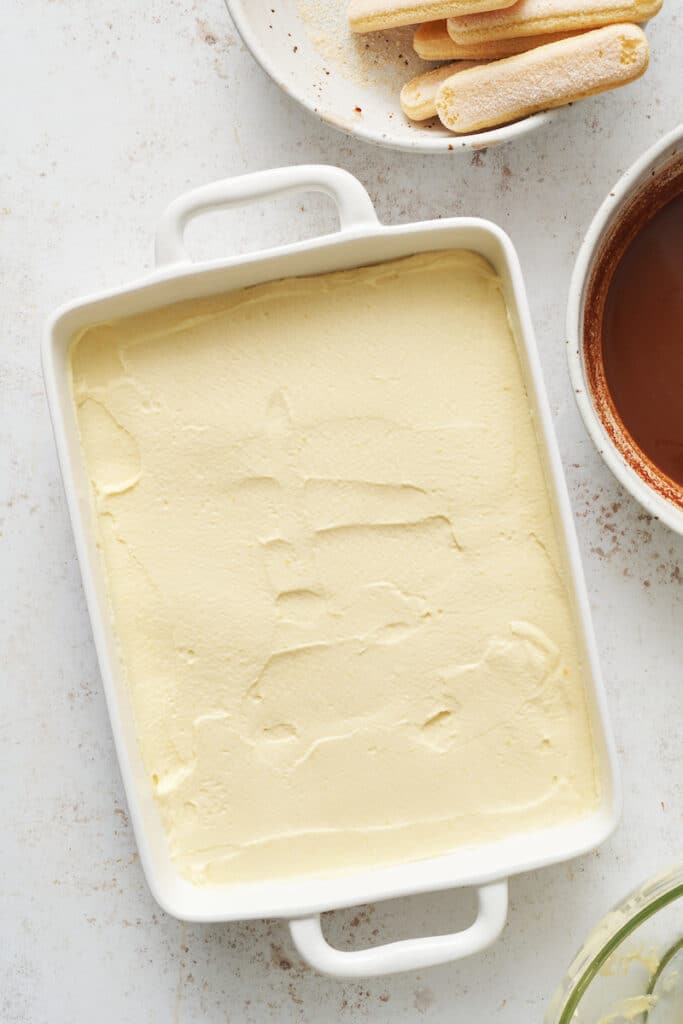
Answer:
[{"left": 71, "top": 251, "right": 599, "bottom": 885}]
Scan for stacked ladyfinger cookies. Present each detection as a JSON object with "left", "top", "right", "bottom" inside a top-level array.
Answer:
[{"left": 348, "top": 0, "right": 663, "bottom": 134}]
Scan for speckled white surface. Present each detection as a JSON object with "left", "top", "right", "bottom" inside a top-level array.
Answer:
[{"left": 1, "top": 2, "right": 681, "bottom": 1022}]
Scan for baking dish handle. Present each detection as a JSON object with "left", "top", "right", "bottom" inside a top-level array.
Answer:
[
  {"left": 154, "top": 165, "right": 378, "bottom": 265},
  {"left": 288, "top": 879, "right": 508, "bottom": 978}
]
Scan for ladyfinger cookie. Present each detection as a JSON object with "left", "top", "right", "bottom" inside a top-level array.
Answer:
[
  {"left": 414, "top": 19, "right": 581, "bottom": 59},
  {"left": 401, "top": 61, "right": 486, "bottom": 119},
  {"left": 446, "top": 0, "right": 662, "bottom": 44},
  {"left": 348, "top": 0, "right": 517, "bottom": 34},
  {"left": 436, "top": 23, "right": 649, "bottom": 133}
]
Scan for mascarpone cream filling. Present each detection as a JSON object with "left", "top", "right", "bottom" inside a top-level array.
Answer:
[{"left": 71, "top": 251, "right": 599, "bottom": 885}]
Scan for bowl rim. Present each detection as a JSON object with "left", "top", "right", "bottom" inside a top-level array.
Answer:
[
  {"left": 224, "top": 0, "right": 555, "bottom": 154},
  {"left": 566, "top": 122, "right": 683, "bottom": 535},
  {"left": 547, "top": 864, "right": 683, "bottom": 1023}
]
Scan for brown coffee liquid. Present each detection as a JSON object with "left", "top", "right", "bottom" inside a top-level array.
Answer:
[{"left": 601, "top": 191, "right": 683, "bottom": 488}]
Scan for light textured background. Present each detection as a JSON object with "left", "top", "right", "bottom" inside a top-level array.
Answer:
[{"left": 2, "top": 2, "right": 681, "bottom": 1022}]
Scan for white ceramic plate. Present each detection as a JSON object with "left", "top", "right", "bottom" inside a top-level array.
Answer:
[{"left": 225, "top": 0, "right": 554, "bottom": 153}]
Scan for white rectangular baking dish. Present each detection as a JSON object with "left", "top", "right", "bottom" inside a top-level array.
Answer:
[{"left": 43, "top": 165, "right": 620, "bottom": 978}]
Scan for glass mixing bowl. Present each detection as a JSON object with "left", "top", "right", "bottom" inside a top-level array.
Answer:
[{"left": 547, "top": 867, "right": 683, "bottom": 1023}]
